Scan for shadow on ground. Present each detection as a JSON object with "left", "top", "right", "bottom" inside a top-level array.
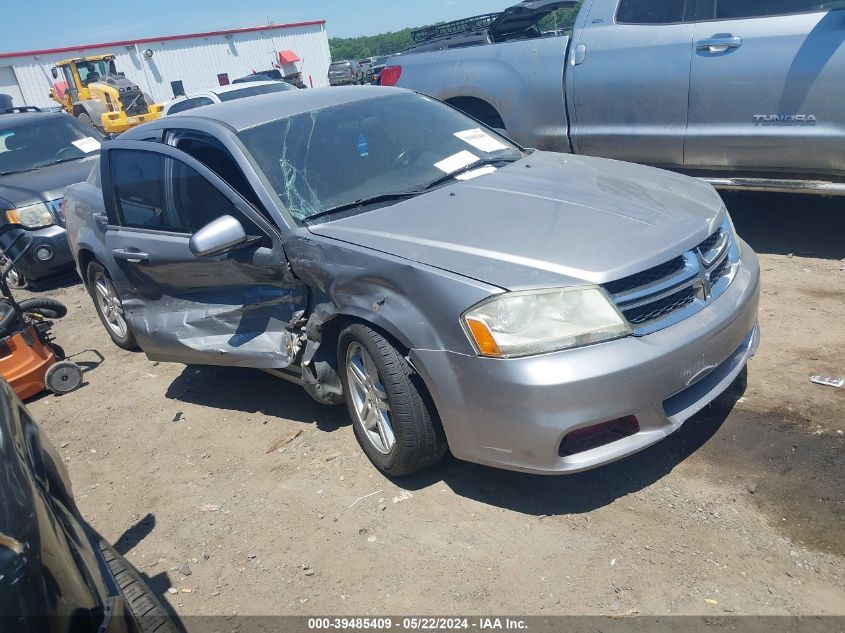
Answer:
[
  {"left": 165, "top": 365, "right": 347, "bottom": 432},
  {"left": 723, "top": 191, "right": 845, "bottom": 260}
]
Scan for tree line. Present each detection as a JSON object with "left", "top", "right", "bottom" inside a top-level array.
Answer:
[{"left": 329, "top": 4, "right": 583, "bottom": 61}]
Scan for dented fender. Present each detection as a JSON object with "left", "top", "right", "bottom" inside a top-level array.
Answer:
[
  {"left": 282, "top": 229, "right": 499, "bottom": 403},
  {"left": 285, "top": 229, "right": 500, "bottom": 353}
]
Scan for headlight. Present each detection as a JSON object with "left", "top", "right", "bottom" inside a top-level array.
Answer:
[
  {"left": 462, "top": 287, "right": 632, "bottom": 358},
  {"left": 6, "top": 203, "right": 55, "bottom": 229}
]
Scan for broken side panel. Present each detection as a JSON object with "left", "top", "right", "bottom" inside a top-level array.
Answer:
[
  {"left": 282, "top": 229, "right": 501, "bottom": 403},
  {"left": 106, "top": 228, "right": 307, "bottom": 368}
]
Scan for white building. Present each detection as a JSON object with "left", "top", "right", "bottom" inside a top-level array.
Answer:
[{"left": 0, "top": 19, "right": 331, "bottom": 108}]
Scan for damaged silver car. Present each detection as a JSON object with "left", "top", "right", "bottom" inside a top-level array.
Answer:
[{"left": 64, "top": 87, "right": 760, "bottom": 476}]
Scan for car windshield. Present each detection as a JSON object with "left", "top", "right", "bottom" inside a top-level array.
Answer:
[
  {"left": 0, "top": 116, "right": 102, "bottom": 176},
  {"left": 238, "top": 93, "right": 524, "bottom": 224},
  {"left": 218, "top": 82, "right": 295, "bottom": 101}
]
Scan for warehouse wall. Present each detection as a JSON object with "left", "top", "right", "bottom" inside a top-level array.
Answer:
[{"left": 1, "top": 22, "right": 331, "bottom": 109}]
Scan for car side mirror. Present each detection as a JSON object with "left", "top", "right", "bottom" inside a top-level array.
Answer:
[
  {"left": 51, "top": 67, "right": 59, "bottom": 79},
  {"left": 189, "top": 215, "right": 247, "bottom": 257}
]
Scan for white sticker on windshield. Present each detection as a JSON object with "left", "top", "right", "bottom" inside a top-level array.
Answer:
[
  {"left": 455, "top": 166, "right": 497, "bottom": 181},
  {"left": 434, "top": 150, "right": 479, "bottom": 174},
  {"left": 72, "top": 137, "right": 101, "bottom": 153},
  {"left": 454, "top": 128, "right": 508, "bottom": 153}
]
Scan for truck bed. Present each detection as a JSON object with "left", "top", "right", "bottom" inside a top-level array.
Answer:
[{"left": 391, "top": 34, "right": 572, "bottom": 152}]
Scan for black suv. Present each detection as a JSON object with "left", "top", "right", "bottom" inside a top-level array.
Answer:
[{"left": 0, "top": 109, "right": 102, "bottom": 287}]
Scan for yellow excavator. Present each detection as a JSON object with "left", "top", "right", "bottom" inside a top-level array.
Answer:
[{"left": 49, "top": 55, "right": 163, "bottom": 134}]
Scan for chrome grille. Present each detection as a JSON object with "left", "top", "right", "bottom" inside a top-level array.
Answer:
[
  {"left": 709, "top": 256, "right": 730, "bottom": 285},
  {"left": 603, "top": 256, "right": 686, "bottom": 296},
  {"left": 623, "top": 286, "right": 698, "bottom": 325},
  {"left": 603, "top": 219, "right": 737, "bottom": 335}
]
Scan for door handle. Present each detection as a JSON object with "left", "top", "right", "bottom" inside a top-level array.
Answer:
[
  {"left": 93, "top": 212, "right": 108, "bottom": 224},
  {"left": 697, "top": 36, "right": 742, "bottom": 52},
  {"left": 112, "top": 249, "right": 149, "bottom": 263}
]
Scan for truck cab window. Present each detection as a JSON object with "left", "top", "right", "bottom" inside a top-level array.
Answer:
[
  {"left": 616, "top": 0, "right": 689, "bottom": 24},
  {"left": 712, "top": 0, "right": 833, "bottom": 19}
]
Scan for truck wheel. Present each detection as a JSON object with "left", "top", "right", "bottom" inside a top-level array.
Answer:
[
  {"left": 45, "top": 360, "right": 83, "bottom": 395},
  {"left": 339, "top": 324, "right": 446, "bottom": 476},
  {"left": 76, "top": 111, "right": 95, "bottom": 127},
  {"left": 99, "top": 540, "right": 179, "bottom": 633},
  {"left": 87, "top": 262, "right": 138, "bottom": 350}
]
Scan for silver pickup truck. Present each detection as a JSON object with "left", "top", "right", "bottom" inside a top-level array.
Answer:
[{"left": 384, "top": 0, "right": 845, "bottom": 195}]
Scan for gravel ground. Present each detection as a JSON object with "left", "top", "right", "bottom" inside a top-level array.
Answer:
[{"left": 22, "top": 191, "right": 845, "bottom": 619}]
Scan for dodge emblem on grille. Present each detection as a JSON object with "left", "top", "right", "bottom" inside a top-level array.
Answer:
[{"left": 693, "top": 255, "right": 713, "bottom": 301}]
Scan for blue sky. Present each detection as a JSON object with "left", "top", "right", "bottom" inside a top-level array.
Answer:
[{"left": 3, "top": 0, "right": 514, "bottom": 53}]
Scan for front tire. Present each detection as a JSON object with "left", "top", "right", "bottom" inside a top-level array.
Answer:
[
  {"left": 339, "top": 324, "right": 446, "bottom": 476},
  {"left": 87, "top": 262, "right": 138, "bottom": 350},
  {"left": 99, "top": 540, "right": 179, "bottom": 633},
  {"left": 3, "top": 261, "right": 26, "bottom": 289}
]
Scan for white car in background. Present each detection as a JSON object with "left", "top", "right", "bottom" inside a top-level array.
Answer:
[{"left": 162, "top": 81, "right": 296, "bottom": 115}]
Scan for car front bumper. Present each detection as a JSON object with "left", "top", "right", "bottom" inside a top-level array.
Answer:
[
  {"left": 12, "top": 225, "right": 75, "bottom": 281},
  {"left": 100, "top": 108, "right": 163, "bottom": 134},
  {"left": 411, "top": 239, "right": 760, "bottom": 474}
]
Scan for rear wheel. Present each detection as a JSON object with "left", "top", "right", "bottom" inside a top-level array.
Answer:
[
  {"left": 87, "top": 262, "right": 138, "bottom": 350},
  {"left": 339, "top": 324, "right": 446, "bottom": 476}
]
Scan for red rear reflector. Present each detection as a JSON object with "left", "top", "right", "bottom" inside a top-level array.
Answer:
[
  {"left": 559, "top": 416, "right": 640, "bottom": 457},
  {"left": 380, "top": 65, "right": 402, "bottom": 86}
]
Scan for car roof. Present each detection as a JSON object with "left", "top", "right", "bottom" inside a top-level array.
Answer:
[
  {"left": 167, "top": 85, "right": 406, "bottom": 132},
  {"left": 0, "top": 111, "right": 66, "bottom": 128}
]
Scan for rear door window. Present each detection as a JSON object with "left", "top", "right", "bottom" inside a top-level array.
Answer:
[
  {"left": 167, "top": 97, "right": 215, "bottom": 115},
  {"left": 616, "top": 0, "right": 696, "bottom": 23},
  {"left": 218, "top": 83, "right": 294, "bottom": 102},
  {"left": 707, "top": 0, "right": 834, "bottom": 19}
]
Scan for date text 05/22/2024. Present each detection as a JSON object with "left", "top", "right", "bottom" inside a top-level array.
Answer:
[{"left": 307, "top": 618, "right": 528, "bottom": 630}]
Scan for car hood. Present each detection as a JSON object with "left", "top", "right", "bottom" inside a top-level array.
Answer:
[
  {"left": 307, "top": 152, "right": 727, "bottom": 290},
  {"left": 0, "top": 157, "right": 97, "bottom": 209}
]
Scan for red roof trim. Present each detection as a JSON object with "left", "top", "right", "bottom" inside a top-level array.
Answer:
[{"left": 0, "top": 20, "right": 326, "bottom": 60}]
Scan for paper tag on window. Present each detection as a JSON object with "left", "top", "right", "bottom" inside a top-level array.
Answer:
[
  {"left": 434, "top": 150, "right": 479, "bottom": 174},
  {"left": 454, "top": 128, "right": 508, "bottom": 153},
  {"left": 455, "top": 166, "right": 497, "bottom": 181},
  {"left": 72, "top": 137, "right": 101, "bottom": 153}
]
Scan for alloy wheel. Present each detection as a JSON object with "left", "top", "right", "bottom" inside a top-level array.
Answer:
[
  {"left": 93, "top": 272, "right": 128, "bottom": 339},
  {"left": 5, "top": 266, "right": 22, "bottom": 288},
  {"left": 345, "top": 342, "right": 395, "bottom": 454}
]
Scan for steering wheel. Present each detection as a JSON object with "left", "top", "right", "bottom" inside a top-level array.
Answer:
[
  {"left": 55, "top": 146, "right": 80, "bottom": 161},
  {"left": 393, "top": 146, "right": 424, "bottom": 170}
]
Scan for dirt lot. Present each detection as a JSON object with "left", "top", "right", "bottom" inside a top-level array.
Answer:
[{"left": 24, "top": 191, "right": 845, "bottom": 618}]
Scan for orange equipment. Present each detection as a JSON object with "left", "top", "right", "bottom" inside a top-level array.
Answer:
[{"left": 0, "top": 229, "right": 82, "bottom": 399}]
